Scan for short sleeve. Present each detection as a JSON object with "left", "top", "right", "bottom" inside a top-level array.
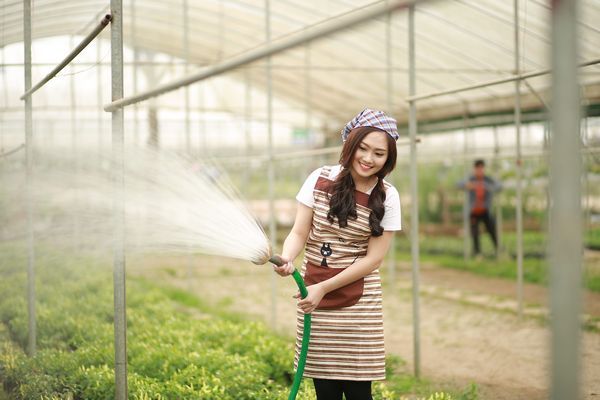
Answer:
[
  {"left": 381, "top": 185, "right": 402, "bottom": 231},
  {"left": 295, "top": 167, "right": 322, "bottom": 208}
]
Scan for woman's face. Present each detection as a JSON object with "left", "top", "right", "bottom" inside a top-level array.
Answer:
[{"left": 351, "top": 130, "right": 389, "bottom": 180}]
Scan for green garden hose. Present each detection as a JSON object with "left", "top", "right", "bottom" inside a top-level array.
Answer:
[{"left": 269, "top": 255, "right": 311, "bottom": 400}]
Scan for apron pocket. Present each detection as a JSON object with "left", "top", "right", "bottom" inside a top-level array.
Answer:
[{"left": 304, "top": 261, "right": 364, "bottom": 309}]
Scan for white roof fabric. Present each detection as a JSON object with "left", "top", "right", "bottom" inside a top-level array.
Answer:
[{"left": 1, "top": 0, "right": 599, "bottom": 128}]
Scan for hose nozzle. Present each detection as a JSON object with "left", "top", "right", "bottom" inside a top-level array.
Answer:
[
  {"left": 250, "top": 244, "right": 284, "bottom": 266},
  {"left": 268, "top": 254, "right": 285, "bottom": 267}
]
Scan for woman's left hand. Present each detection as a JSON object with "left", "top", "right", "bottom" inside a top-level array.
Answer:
[{"left": 295, "top": 283, "right": 326, "bottom": 314}]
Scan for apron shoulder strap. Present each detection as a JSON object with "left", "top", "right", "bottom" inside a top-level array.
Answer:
[
  {"left": 313, "top": 166, "right": 335, "bottom": 195},
  {"left": 319, "top": 165, "right": 332, "bottom": 178}
]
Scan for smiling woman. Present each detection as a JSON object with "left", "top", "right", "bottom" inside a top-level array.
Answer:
[
  {"left": 272, "top": 108, "right": 402, "bottom": 400},
  {"left": 353, "top": 131, "right": 389, "bottom": 181},
  {"left": 330, "top": 125, "right": 398, "bottom": 237}
]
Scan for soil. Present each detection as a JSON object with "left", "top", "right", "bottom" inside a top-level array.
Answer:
[{"left": 128, "top": 254, "right": 600, "bottom": 400}]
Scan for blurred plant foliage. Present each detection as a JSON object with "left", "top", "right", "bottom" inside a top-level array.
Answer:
[
  {"left": 393, "top": 229, "right": 600, "bottom": 293},
  {"left": 0, "top": 244, "right": 467, "bottom": 399},
  {"left": 226, "top": 156, "right": 599, "bottom": 238}
]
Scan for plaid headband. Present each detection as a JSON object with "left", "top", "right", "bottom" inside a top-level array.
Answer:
[{"left": 341, "top": 108, "right": 399, "bottom": 142}]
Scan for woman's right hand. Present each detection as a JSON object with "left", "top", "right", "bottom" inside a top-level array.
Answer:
[{"left": 272, "top": 257, "right": 295, "bottom": 277}]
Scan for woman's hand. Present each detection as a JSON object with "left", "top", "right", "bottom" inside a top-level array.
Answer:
[
  {"left": 295, "top": 283, "right": 326, "bottom": 314},
  {"left": 272, "top": 257, "right": 295, "bottom": 277}
]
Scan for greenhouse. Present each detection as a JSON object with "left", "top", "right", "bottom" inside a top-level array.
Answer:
[{"left": 0, "top": 0, "right": 599, "bottom": 399}]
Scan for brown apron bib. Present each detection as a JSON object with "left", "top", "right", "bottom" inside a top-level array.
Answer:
[{"left": 302, "top": 166, "right": 374, "bottom": 310}]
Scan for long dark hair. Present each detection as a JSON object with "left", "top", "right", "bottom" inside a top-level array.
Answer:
[{"left": 326, "top": 127, "right": 397, "bottom": 236}]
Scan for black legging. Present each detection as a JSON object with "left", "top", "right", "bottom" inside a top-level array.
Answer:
[{"left": 313, "top": 378, "right": 373, "bottom": 400}]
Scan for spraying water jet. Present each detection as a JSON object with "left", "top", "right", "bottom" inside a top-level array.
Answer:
[{"left": 18, "top": 146, "right": 311, "bottom": 400}]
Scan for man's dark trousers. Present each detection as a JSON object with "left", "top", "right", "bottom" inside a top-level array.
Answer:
[{"left": 470, "top": 210, "right": 498, "bottom": 255}]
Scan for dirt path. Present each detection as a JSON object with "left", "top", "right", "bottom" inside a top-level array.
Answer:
[
  {"left": 417, "top": 259, "right": 600, "bottom": 318},
  {"left": 128, "top": 254, "right": 600, "bottom": 400}
]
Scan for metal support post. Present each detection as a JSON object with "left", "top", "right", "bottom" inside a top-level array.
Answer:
[
  {"left": 23, "top": 0, "right": 36, "bottom": 358},
  {"left": 243, "top": 68, "right": 252, "bottom": 195},
  {"left": 110, "top": 1, "right": 127, "bottom": 398},
  {"left": 514, "top": 0, "right": 524, "bottom": 318},
  {"left": 181, "top": 0, "right": 193, "bottom": 289},
  {"left": 183, "top": 0, "right": 191, "bottom": 154},
  {"left": 462, "top": 112, "right": 470, "bottom": 260},
  {"left": 304, "top": 40, "right": 311, "bottom": 170},
  {"left": 131, "top": 0, "right": 139, "bottom": 146},
  {"left": 265, "top": 0, "right": 277, "bottom": 330},
  {"left": 70, "top": 36, "right": 80, "bottom": 249},
  {"left": 408, "top": 4, "right": 421, "bottom": 379},
  {"left": 493, "top": 125, "right": 503, "bottom": 260},
  {"left": 549, "top": 1, "right": 582, "bottom": 398},
  {"left": 97, "top": 36, "right": 104, "bottom": 153},
  {"left": 583, "top": 117, "right": 590, "bottom": 233},
  {"left": 198, "top": 83, "right": 205, "bottom": 153},
  {"left": 386, "top": 3, "right": 397, "bottom": 293}
]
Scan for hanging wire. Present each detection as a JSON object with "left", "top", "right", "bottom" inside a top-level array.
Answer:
[
  {"left": 75, "top": 5, "right": 111, "bottom": 36},
  {"left": 0, "top": 143, "right": 25, "bottom": 158},
  {"left": 54, "top": 47, "right": 111, "bottom": 78},
  {"left": 54, "top": 23, "right": 111, "bottom": 79}
]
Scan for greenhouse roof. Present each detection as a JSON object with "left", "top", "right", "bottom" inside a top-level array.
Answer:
[{"left": 1, "top": 0, "right": 599, "bottom": 129}]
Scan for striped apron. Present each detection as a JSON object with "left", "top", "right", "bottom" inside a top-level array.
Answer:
[{"left": 293, "top": 166, "right": 386, "bottom": 381}]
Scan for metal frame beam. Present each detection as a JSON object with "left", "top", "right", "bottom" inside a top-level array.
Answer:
[
  {"left": 19, "top": 13, "right": 111, "bottom": 100},
  {"left": 408, "top": 58, "right": 600, "bottom": 102},
  {"left": 0, "top": 143, "right": 25, "bottom": 158},
  {"left": 104, "top": 0, "right": 430, "bottom": 112}
]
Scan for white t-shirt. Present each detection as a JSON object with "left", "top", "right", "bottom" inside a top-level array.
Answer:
[{"left": 296, "top": 165, "right": 402, "bottom": 231}]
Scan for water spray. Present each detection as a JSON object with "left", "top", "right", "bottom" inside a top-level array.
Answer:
[{"left": 18, "top": 147, "right": 311, "bottom": 400}]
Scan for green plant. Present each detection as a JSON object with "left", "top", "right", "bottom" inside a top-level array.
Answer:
[{"left": 0, "top": 243, "right": 471, "bottom": 399}]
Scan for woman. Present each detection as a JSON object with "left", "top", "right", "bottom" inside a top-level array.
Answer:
[{"left": 273, "top": 108, "right": 402, "bottom": 400}]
